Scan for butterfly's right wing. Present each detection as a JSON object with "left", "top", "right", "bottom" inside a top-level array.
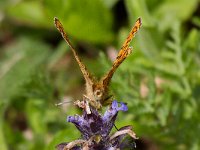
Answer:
[{"left": 54, "top": 18, "right": 93, "bottom": 85}]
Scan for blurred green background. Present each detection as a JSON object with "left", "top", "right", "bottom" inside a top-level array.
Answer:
[{"left": 0, "top": 0, "right": 200, "bottom": 150}]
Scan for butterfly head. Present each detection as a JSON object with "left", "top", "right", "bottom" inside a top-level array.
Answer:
[
  {"left": 94, "top": 83, "right": 106, "bottom": 101},
  {"left": 85, "top": 82, "right": 108, "bottom": 109}
]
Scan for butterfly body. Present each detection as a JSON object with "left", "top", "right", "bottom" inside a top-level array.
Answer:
[{"left": 54, "top": 17, "right": 142, "bottom": 109}]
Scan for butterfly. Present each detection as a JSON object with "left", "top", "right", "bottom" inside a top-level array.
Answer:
[{"left": 54, "top": 17, "right": 142, "bottom": 109}]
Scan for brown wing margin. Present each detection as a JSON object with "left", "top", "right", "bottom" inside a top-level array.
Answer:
[
  {"left": 101, "top": 18, "right": 142, "bottom": 87},
  {"left": 54, "top": 17, "right": 93, "bottom": 85}
]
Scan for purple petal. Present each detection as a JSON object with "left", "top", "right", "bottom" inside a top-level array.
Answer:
[
  {"left": 112, "top": 100, "right": 118, "bottom": 108},
  {"left": 117, "top": 102, "right": 128, "bottom": 111},
  {"left": 112, "top": 100, "right": 128, "bottom": 111},
  {"left": 103, "top": 101, "right": 128, "bottom": 122},
  {"left": 67, "top": 115, "right": 85, "bottom": 125}
]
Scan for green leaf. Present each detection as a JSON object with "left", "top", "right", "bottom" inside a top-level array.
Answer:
[
  {"left": 6, "top": 1, "right": 48, "bottom": 27},
  {"left": 47, "top": 41, "right": 69, "bottom": 69},
  {"left": 184, "top": 29, "right": 200, "bottom": 50},
  {"left": 0, "top": 37, "right": 51, "bottom": 103},
  {"left": 46, "top": 0, "right": 114, "bottom": 43},
  {"left": 125, "top": 0, "right": 156, "bottom": 27},
  {"left": 102, "top": 0, "right": 119, "bottom": 8},
  {"left": 0, "top": 108, "right": 7, "bottom": 150},
  {"left": 47, "top": 128, "right": 80, "bottom": 150},
  {"left": 154, "top": 0, "right": 199, "bottom": 31},
  {"left": 26, "top": 99, "right": 47, "bottom": 134}
]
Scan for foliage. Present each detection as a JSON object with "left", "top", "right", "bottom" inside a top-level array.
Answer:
[{"left": 0, "top": 0, "right": 200, "bottom": 150}]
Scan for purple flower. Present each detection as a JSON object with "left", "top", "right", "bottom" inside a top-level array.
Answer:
[{"left": 56, "top": 101, "right": 137, "bottom": 150}]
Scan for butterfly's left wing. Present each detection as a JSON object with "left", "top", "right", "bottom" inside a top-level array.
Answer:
[{"left": 101, "top": 18, "right": 142, "bottom": 88}]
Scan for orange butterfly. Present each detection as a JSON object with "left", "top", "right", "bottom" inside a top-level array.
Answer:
[{"left": 54, "top": 17, "right": 142, "bottom": 109}]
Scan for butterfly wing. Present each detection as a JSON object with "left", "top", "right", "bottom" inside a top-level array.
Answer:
[
  {"left": 101, "top": 18, "right": 142, "bottom": 87},
  {"left": 54, "top": 18, "right": 94, "bottom": 85}
]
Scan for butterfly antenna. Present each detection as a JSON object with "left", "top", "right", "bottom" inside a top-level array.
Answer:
[{"left": 55, "top": 100, "right": 73, "bottom": 107}]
